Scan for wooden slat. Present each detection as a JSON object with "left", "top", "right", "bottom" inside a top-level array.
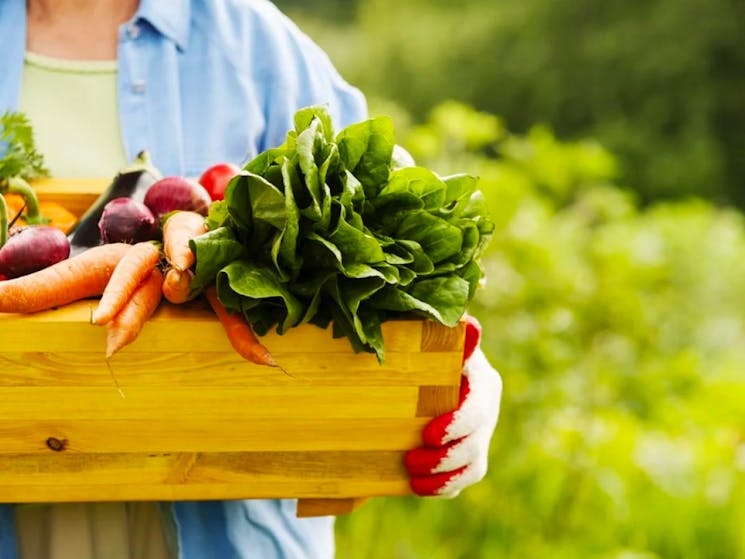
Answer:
[
  {"left": 30, "top": 177, "right": 108, "bottom": 217},
  {"left": 297, "top": 498, "right": 369, "bottom": 517},
  {"left": 0, "top": 418, "right": 430, "bottom": 454},
  {"left": 1, "top": 482, "right": 409, "bottom": 503},
  {"left": 421, "top": 320, "right": 465, "bottom": 352},
  {"left": 0, "top": 450, "right": 410, "bottom": 503},
  {"left": 0, "top": 352, "right": 461, "bottom": 387},
  {"left": 0, "top": 302, "right": 427, "bottom": 354},
  {"left": 0, "top": 451, "right": 405, "bottom": 484},
  {"left": 0, "top": 386, "right": 419, "bottom": 420},
  {"left": 416, "top": 385, "right": 461, "bottom": 417}
]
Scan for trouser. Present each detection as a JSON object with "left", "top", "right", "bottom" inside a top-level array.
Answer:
[{"left": 14, "top": 503, "right": 172, "bottom": 559}]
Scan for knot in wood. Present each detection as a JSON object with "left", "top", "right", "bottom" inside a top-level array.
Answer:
[{"left": 46, "top": 437, "right": 68, "bottom": 452}]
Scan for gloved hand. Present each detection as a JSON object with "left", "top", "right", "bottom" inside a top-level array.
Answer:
[{"left": 405, "top": 316, "right": 502, "bottom": 497}]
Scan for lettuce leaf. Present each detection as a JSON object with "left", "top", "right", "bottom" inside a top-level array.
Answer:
[{"left": 192, "top": 105, "right": 493, "bottom": 362}]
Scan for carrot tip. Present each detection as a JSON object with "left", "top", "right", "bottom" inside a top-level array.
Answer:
[
  {"left": 104, "top": 358, "right": 126, "bottom": 399},
  {"left": 275, "top": 363, "right": 295, "bottom": 378}
]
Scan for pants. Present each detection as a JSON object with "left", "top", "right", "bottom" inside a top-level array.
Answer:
[{"left": 14, "top": 503, "right": 172, "bottom": 559}]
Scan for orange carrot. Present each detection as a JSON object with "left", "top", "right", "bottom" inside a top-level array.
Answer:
[
  {"left": 91, "top": 241, "right": 161, "bottom": 325},
  {"left": 106, "top": 267, "right": 164, "bottom": 358},
  {"left": 162, "top": 210, "right": 206, "bottom": 272},
  {"left": 204, "top": 286, "right": 277, "bottom": 367},
  {"left": 162, "top": 267, "right": 196, "bottom": 304},
  {"left": 0, "top": 243, "right": 131, "bottom": 313}
]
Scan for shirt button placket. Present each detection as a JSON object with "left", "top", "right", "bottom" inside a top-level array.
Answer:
[
  {"left": 127, "top": 23, "right": 140, "bottom": 40},
  {"left": 118, "top": 20, "right": 150, "bottom": 162},
  {"left": 132, "top": 80, "right": 146, "bottom": 95},
  {"left": 127, "top": 24, "right": 146, "bottom": 94}
]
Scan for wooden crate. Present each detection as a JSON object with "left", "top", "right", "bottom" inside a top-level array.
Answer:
[{"left": 0, "top": 179, "right": 465, "bottom": 516}]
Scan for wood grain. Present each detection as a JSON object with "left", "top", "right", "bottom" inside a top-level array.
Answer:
[
  {"left": 0, "top": 450, "right": 409, "bottom": 503},
  {"left": 296, "top": 498, "right": 370, "bottom": 517}
]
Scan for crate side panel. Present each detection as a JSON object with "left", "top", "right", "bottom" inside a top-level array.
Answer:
[
  {"left": 0, "top": 303, "right": 425, "bottom": 354},
  {"left": 31, "top": 177, "right": 108, "bottom": 217},
  {"left": 0, "top": 418, "right": 429, "bottom": 454},
  {"left": 0, "top": 450, "right": 407, "bottom": 488},
  {"left": 0, "top": 352, "right": 461, "bottom": 387},
  {"left": 0, "top": 386, "right": 420, "bottom": 420}
]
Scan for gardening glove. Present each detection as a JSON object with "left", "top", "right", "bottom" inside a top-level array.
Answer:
[{"left": 405, "top": 316, "right": 502, "bottom": 497}]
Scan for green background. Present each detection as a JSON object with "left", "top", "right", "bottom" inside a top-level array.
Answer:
[{"left": 273, "top": 2, "right": 745, "bottom": 557}]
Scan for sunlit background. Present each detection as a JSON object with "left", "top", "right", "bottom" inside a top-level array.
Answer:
[{"left": 274, "top": 1, "right": 745, "bottom": 557}]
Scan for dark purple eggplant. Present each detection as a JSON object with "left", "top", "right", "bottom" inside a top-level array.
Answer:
[{"left": 67, "top": 151, "right": 161, "bottom": 255}]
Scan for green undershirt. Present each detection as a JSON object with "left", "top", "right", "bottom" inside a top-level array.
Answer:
[{"left": 18, "top": 51, "right": 128, "bottom": 178}]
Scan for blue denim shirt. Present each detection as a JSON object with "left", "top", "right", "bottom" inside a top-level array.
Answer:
[{"left": 0, "top": 0, "right": 368, "bottom": 557}]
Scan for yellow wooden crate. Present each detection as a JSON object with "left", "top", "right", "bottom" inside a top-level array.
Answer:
[{"left": 0, "top": 179, "right": 465, "bottom": 517}]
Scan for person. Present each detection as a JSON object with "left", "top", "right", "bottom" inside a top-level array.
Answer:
[{"left": 0, "top": 0, "right": 503, "bottom": 557}]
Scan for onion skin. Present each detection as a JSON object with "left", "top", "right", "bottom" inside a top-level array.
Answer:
[
  {"left": 98, "top": 198, "right": 159, "bottom": 244},
  {"left": 144, "top": 177, "right": 212, "bottom": 220},
  {"left": 0, "top": 226, "right": 71, "bottom": 279}
]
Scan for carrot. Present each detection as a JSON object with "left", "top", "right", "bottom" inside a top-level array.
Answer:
[
  {"left": 204, "top": 285, "right": 277, "bottom": 367},
  {"left": 91, "top": 241, "right": 161, "bottom": 325},
  {"left": 106, "top": 267, "right": 164, "bottom": 358},
  {"left": 162, "top": 267, "right": 196, "bottom": 304},
  {"left": 162, "top": 210, "right": 206, "bottom": 272},
  {"left": 0, "top": 243, "right": 130, "bottom": 313}
]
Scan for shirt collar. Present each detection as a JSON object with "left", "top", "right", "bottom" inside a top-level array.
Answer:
[{"left": 133, "top": 0, "right": 191, "bottom": 50}]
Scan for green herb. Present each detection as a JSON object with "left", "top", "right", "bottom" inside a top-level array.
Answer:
[
  {"left": 191, "top": 106, "right": 494, "bottom": 362},
  {"left": 0, "top": 110, "right": 48, "bottom": 181},
  {"left": 0, "top": 110, "right": 50, "bottom": 247}
]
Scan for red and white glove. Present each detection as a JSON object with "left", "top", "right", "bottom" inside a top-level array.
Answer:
[{"left": 405, "top": 316, "right": 502, "bottom": 497}]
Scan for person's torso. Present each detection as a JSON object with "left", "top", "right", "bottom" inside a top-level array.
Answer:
[{"left": 0, "top": 1, "right": 367, "bottom": 557}]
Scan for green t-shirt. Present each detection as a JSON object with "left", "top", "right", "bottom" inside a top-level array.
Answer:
[{"left": 18, "top": 51, "right": 128, "bottom": 178}]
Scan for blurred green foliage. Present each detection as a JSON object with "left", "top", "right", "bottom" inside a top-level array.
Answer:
[
  {"left": 275, "top": 0, "right": 745, "bottom": 206},
  {"left": 270, "top": 2, "right": 745, "bottom": 555},
  {"left": 331, "top": 102, "right": 745, "bottom": 558}
]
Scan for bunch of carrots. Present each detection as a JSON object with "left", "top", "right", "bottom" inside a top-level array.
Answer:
[{"left": 0, "top": 209, "right": 277, "bottom": 367}]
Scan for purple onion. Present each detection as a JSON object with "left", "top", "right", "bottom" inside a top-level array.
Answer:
[
  {"left": 0, "top": 226, "right": 70, "bottom": 279},
  {"left": 98, "top": 197, "right": 159, "bottom": 244},
  {"left": 143, "top": 176, "right": 212, "bottom": 220}
]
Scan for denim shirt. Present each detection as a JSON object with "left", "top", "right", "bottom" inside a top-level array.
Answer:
[{"left": 0, "top": 0, "right": 368, "bottom": 557}]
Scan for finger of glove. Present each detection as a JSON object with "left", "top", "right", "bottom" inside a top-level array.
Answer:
[
  {"left": 410, "top": 466, "right": 468, "bottom": 497},
  {"left": 462, "top": 315, "right": 482, "bottom": 364},
  {"left": 406, "top": 430, "right": 485, "bottom": 476},
  {"left": 423, "top": 349, "right": 502, "bottom": 446},
  {"left": 405, "top": 438, "right": 463, "bottom": 476},
  {"left": 410, "top": 455, "right": 488, "bottom": 498}
]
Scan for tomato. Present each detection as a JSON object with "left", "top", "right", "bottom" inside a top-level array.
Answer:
[{"left": 198, "top": 162, "right": 240, "bottom": 201}]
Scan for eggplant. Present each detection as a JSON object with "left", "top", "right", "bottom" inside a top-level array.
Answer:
[{"left": 67, "top": 150, "right": 162, "bottom": 255}]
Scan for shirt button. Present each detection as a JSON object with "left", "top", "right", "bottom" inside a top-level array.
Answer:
[
  {"left": 132, "top": 80, "right": 146, "bottom": 94},
  {"left": 127, "top": 24, "right": 140, "bottom": 40}
]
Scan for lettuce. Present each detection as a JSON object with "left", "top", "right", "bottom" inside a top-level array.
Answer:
[{"left": 192, "top": 106, "right": 494, "bottom": 362}]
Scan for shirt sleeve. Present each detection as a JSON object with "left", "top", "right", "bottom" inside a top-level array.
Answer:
[{"left": 241, "top": 1, "right": 369, "bottom": 150}]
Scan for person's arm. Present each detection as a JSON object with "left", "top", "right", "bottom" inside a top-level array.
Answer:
[
  {"left": 405, "top": 316, "right": 503, "bottom": 497},
  {"left": 235, "top": 2, "right": 368, "bottom": 150}
]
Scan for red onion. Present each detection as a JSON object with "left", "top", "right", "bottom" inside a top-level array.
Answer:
[
  {"left": 0, "top": 226, "right": 70, "bottom": 279},
  {"left": 98, "top": 197, "right": 159, "bottom": 244},
  {"left": 143, "top": 176, "right": 212, "bottom": 220}
]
